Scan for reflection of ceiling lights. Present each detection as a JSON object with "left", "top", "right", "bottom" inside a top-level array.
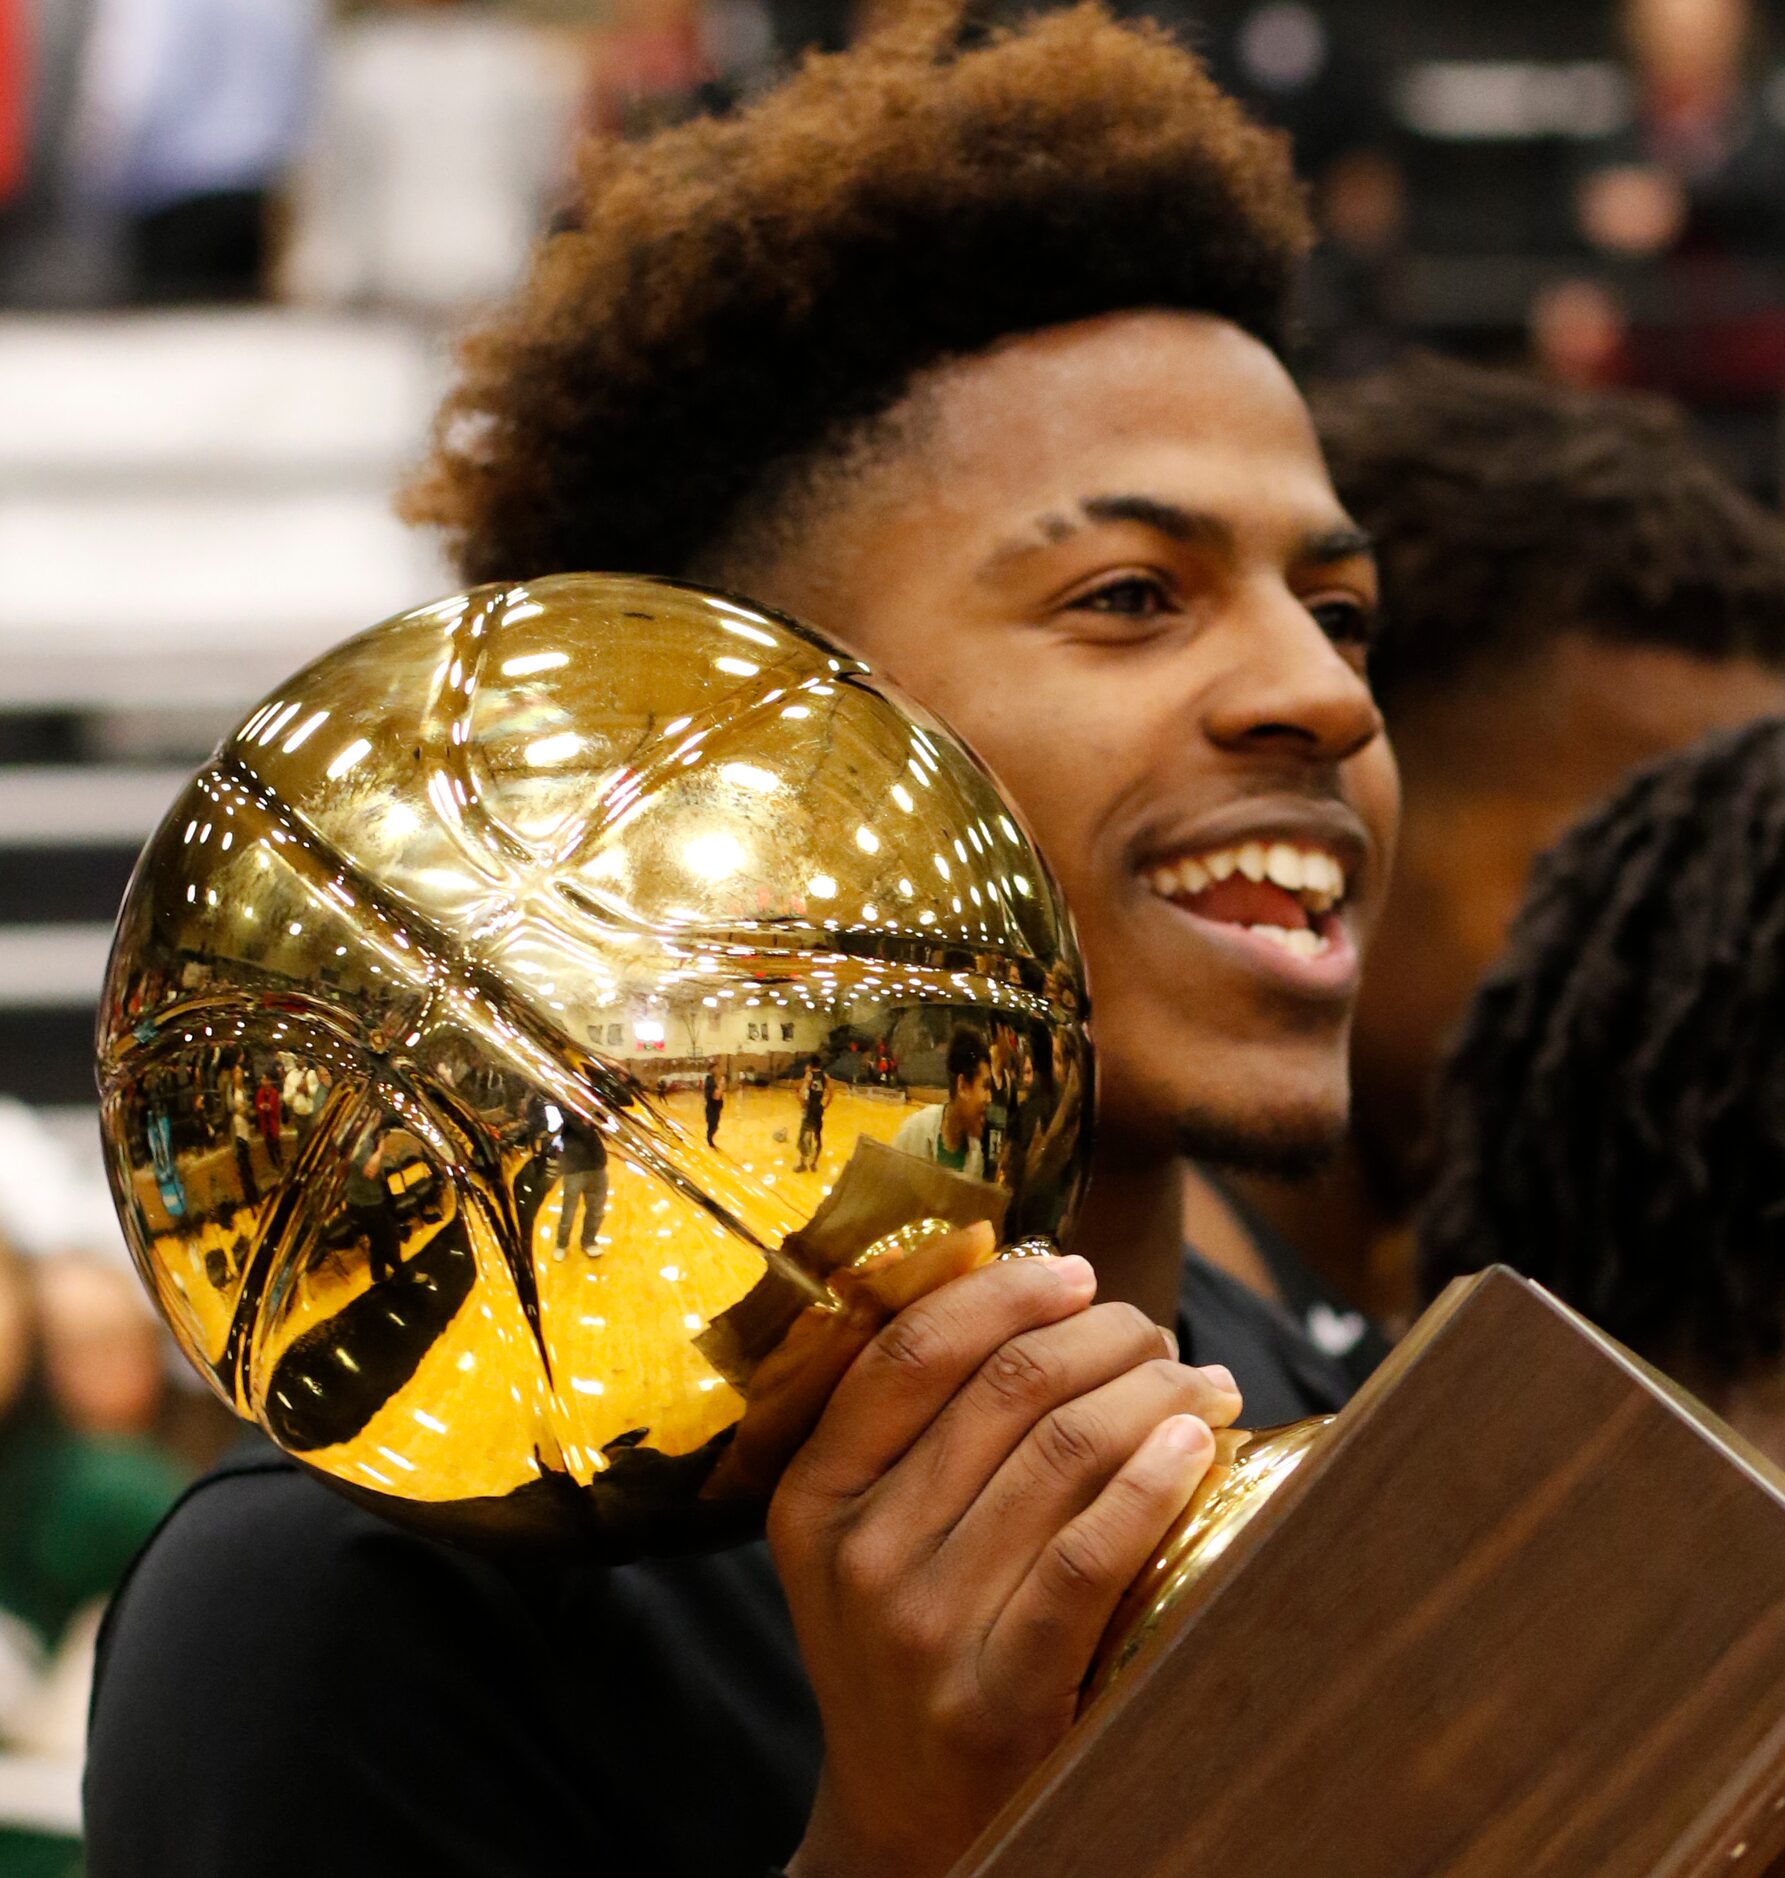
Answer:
[
  {"left": 855, "top": 826, "right": 880, "bottom": 854},
  {"left": 719, "top": 762, "right": 779, "bottom": 794},
  {"left": 525, "top": 731, "right": 582, "bottom": 768},
  {"left": 634, "top": 1019, "right": 665, "bottom": 1042},
  {"left": 807, "top": 874, "right": 837, "bottom": 899},
  {"left": 682, "top": 832, "right": 747, "bottom": 880}
]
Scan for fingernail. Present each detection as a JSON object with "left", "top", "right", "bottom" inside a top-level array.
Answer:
[
  {"left": 1052, "top": 1254, "right": 1096, "bottom": 1293},
  {"left": 1159, "top": 1414, "right": 1212, "bottom": 1456},
  {"left": 1198, "top": 1364, "right": 1238, "bottom": 1396},
  {"left": 1158, "top": 1324, "right": 1180, "bottom": 1359}
]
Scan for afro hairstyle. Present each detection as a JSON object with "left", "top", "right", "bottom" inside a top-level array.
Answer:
[{"left": 402, "top": 2, "right": 1310, "bottom": 586}]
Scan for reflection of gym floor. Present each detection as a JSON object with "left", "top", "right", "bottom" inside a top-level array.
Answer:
[
  {"left": 150, "top": 1081, "right": 919, "bottom": 1510},
  {"left": 657, "top": 1082, "right": 912, "bottom": 1190}
]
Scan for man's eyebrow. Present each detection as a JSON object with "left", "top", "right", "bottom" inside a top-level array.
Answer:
[
  {"left": 976, "top": 493, "right": 1233, "bottom": 578},
  {"left": 1302, "top": 523, "right": 1375, "bottom": 563},
  {"left": 1079, "top": 493, "right": 1233, "bottom": 547}
]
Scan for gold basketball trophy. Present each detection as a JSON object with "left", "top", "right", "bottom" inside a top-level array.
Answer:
[{"left": 94, "top": 572, "right": 1326, "bottom": 1701}]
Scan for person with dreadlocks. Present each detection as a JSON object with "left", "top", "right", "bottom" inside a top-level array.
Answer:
[
  {"left": 85, "top": 9, "right": 1401, "bottom": 1875},
  {"left": 1189, "top": 355, "right": 1785, "bottom": 1343},
  {"left": 1419, "top": 718, "right": 1785, "bottom": 1467}
]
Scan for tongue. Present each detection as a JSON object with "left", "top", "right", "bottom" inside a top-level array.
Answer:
[{"left": 1180, "top": 876, "right": 1309, "bottom": 932}]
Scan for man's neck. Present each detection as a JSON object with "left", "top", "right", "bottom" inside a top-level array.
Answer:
[
  {"left": 1069, "top": 1142, "right": 1184, "bottom": 1328},
  {"left": 1181, "top": 1165, "right": 1282, "bottom": 1304},
  {"left": 1219, "top": 1139, "right": 1413, "bottom": 1326},
  {"left": 940, "top": 1102, "right": 966, "bottom": 1153}
]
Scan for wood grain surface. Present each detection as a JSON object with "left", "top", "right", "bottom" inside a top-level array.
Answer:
[{"left": 958, "top": 1269, "right": 1785, "bottom": 1878}]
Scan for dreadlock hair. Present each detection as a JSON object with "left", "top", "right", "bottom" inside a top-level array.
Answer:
[
  {"left": 1419, "top": 718, "right": 1785, "bottom": 1394},
  {"left": 401, "top": 2, "right": 1309, "bottom": 586},
  {"left": 1312, "top": 355, "right": 1785, "bottom": 713}
]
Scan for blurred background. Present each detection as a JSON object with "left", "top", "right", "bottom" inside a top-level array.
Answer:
[{"left": 4, "top": 0, "right": 1785, "bottom": 1865}]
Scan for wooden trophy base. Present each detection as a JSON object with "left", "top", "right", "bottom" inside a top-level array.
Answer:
[{"left": 958, "top": 1268, "right": 1785, "bottom": 1878}]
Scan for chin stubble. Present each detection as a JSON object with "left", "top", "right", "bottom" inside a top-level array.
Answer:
[{"left": 1172, "top": 1107, "right": 1345, "bottom": 1182}]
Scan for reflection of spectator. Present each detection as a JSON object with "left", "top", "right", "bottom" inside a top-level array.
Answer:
[
  {"left": 77, "top": 0, "right": 324, "bottom": 304},
  {"left": 281, "top": 1059, "right": 321, "bottom": 1143},
  {"left": 703, "top": 1060, "right": 723, "bottom": 1148},
  {"left": 226, "top": 1070, "right": 258, "bottom": 1205},
  {"left": 550, "top": 1108, "right": 609, "bottom": 1262},
  {"left": 890, "top": 1026, "right": 991, "bottom": 1180},
  {"left": 252, "top": 1071, "right": 283, "bottom": 1170}
]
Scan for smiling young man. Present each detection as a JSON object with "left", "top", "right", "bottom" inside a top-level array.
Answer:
[
  {"left": 85, "top": 10, "right": 1395, "bottom": 1878},
  {"left": 891, "top": 1025, "right": 994, "bottom": 1178}
]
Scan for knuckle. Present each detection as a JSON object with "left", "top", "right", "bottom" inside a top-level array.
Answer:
[
  {"left": 1100, "top": 1301, "right": 1161, "bottom": 1350},
  {"left": 978, "top": 1332, "right": 1061, "bottom": 1412},
  {"left": 1042, "top": 1525, "right": 1119, "bottom": 1598},
  {"left": 926, "top": 1679, "right": 988, "bottom": 1745},
  {"left": 1031, "top": 1402, "right": 1106, "bottom": 1483},
  {"left": 833, "top": 1523, "right": 897, "bottom": 1595},
  {"left": 872, "top": 1310, "right": 945, "bottom": 1379},
  {"left": 1146, "top": 1354, "right": 1199, "bottom": 1397}
]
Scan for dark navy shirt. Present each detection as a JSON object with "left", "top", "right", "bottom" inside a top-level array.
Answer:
[{"left": 86, "top": 1246, "right": 1363, "bottom": 1877}]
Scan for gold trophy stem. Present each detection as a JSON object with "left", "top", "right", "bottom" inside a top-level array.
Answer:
[{"left": 1080, "top": 1415, "right": 1334, "bottom": 1710}]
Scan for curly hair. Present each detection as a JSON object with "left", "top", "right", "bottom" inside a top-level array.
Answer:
[
  {"left": 401, "top": 2, "right": 1309, "bottom": 585},
  {"left": 1419, "top": 718, "right": 1785, "bottom": 1391},
  {"left": 1312, "top": 355, "right": 1785, "bottom": 709}
]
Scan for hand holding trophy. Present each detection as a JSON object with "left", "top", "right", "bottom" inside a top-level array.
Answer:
[{"left": 96, "top": 573, "right": 1324, "bottom": 1708}]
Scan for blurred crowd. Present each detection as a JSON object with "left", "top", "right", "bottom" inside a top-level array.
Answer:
[{"left": 8, "top": 0, "right": 1785, "bottom": 484}]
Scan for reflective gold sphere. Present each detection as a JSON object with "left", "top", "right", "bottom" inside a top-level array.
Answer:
[{"left": 96, "top": 575, "right": 1091, "bottom": 1553}]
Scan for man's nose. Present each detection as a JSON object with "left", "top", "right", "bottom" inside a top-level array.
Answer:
[{"left": 1198, "top": 587, "right": 1383, "bottom": 766}]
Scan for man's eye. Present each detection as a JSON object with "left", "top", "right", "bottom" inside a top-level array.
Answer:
[
  {"left": 1073, "top": 576, "right": 1172, "bottom": 618},
  {"left": 1309, "top": 597, "right": 1374, "bottom": 645}
]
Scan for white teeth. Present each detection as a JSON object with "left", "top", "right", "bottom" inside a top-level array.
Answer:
[
  {"left": 1265, "top": 843, "right": 1305, "bottom": 892},
  {"left": 1249, "top": 924, "right": 1330, "bottom": 960},
  {"left": 1141, "top": 842, "right": 1349, "bottom": 909}
]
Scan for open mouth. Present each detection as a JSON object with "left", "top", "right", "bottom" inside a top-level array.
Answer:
[{"left": 1141, "top": 840, "right": 1349, "bottom": 962}]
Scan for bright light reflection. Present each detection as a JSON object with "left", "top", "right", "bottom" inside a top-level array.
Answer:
[
  {"left": 683, "top": 831, "right": 747, "bottom": 880},
  {"left": 525, "top": 731, "right": 582, "bottom": 767},
  {"left": 807, "top": 874, "right": 837, "bottom": 899},
  {"left": 283, "top": 709, "right": 330, "bottom": 754},
  {"left": 326, "top": 737, "right": 372, "bottom": 781},
  {"left": 501, "top": 651, "right": 569, "bottom": 677},
  {"left": 715, "top": 656, "right": 759, "bottom": 678},
  {"left": 720, "top": 762, "right": 779, "bottom": 794},
  {"left": 855, "top": 826, "right": 880, "bottom": 854}
]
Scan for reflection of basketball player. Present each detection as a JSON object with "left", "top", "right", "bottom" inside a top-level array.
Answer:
[
  {"left": 703, "top": 1061, "right": 723, "bottom": 1147},
  {"left": 795, "top": 1057, "right": 831, "bottom": 1172},
  {"left": 551, "top": 1108, "right": 610, "bottom": 1260},
  {"left": 344, "top": 1129, "right": 402, "bottom": 1284}
]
